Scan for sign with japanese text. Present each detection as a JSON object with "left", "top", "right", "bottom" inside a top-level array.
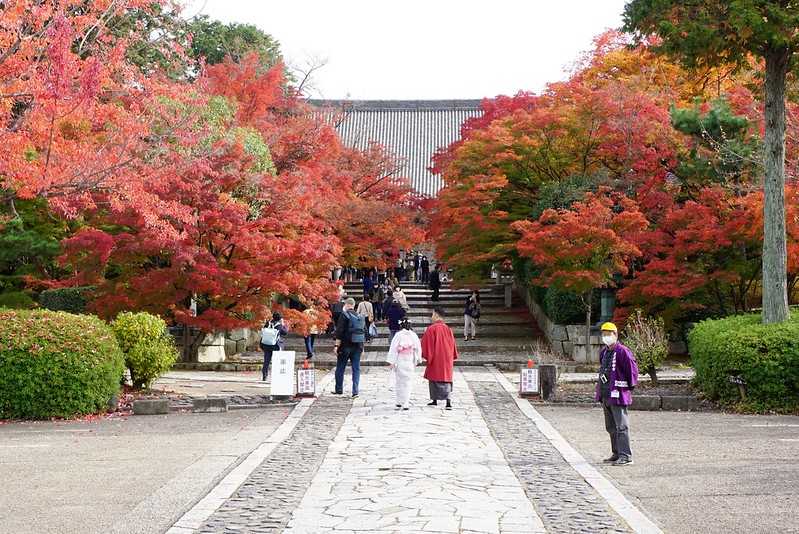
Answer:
[
  {"left": 271, "top": 351, "right": 296, "bottom": 396},
  {"left": 520, "top": 368, "right": 540, "bottom": 395}
]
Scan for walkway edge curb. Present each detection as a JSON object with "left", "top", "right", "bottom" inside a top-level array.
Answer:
[
  {"left": 488, "top": 367, "right": 664, "bottom": 534},
  {"left": 165, "top": 371, "right": 335, "bottom": 534}
]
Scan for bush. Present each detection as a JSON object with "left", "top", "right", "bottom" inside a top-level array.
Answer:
[
  {"left": 39, "top": 286, "right": 93, "bottom": 314},
  {"left": 112, "top": 312, "right": 177, "bottom": 389},
  {"left": 623, "top": 310, "right": 668, "bottom": 384},
  {"left": 541, "top": 287, "right": 600, "bottom": 324},
  {"left": 0, "top": 310, "right": 124, "bottom": 419},
  {"left": 0, "top": 291, "right": 37, "bottom": 309},
  {"left": 688, "top": 313, "right": 799, "bottom": 412}
]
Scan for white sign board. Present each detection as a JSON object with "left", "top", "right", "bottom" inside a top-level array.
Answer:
[
  {"left": 297, "top": 368, "right": 316, "bottom": 396},
  {"left": 520, "top": 368, "right": 540, "bottom": 395},
  {"left": 271, "top": 351, "right": 296, "bottom": 396}
]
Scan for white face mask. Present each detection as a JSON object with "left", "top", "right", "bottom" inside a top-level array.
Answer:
[{"left": 601, "top": 334, "right": 617, "bottom": 347}]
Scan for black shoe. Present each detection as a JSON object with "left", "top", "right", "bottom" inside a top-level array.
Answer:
[
  {"left": 445, "top": 401, "right": 452, "bottom": 410},
  {"left": 306, "top": 354, "right": 313, "bottom": 360},
  {"left": 332, "top": 391, "right": 343, "bottom": 395},
  {"left": 352, "top": 394, "right": 359, "bottom": 399},
  {"left": 396, "top": 404, "right": 402, "bottom": 408},
  {"left": 402, "top": 407, "right": 410, "bottom": 411},
  {"left": 427, "top": 401, "right": 437, "bottom": 406},
  {"left": 613, "top": 457, "right": 633, "bottom": 466},
  {"left": 602, "top": 456, "right": 619, "bottom": 464}
]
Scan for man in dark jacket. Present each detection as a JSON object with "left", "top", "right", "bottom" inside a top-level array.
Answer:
[
  {"left": 334, "top": 298, "right": 364, "bottom": 398},
  {"left": 421, "top": 256, "right": 430, "bottom": 283},
  {"left": 429, "top": 265, "right": 442, "bottom": 301},
  {"left": 385, "top": 298, "right": 407, "bottom": 344}
]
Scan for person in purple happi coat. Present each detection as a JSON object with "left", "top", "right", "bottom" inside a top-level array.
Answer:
[{"left": 595, "top": 322, "right": 639, "bottom": 466}]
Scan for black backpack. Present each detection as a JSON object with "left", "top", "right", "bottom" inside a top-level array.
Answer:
[{"left": 345, "top": 310, "right": 366, "bottom": 344}]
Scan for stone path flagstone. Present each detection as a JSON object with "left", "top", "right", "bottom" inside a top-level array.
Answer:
[{"left": 282, "top": 368, "right": 547, "bottom": 534}]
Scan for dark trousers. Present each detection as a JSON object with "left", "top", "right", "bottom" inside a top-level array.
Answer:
[
  {"left": 431, "top": 287, "right": 440, "bottom": 301},
  {"left": 303, "top": 335, "right": 316, "bottom": 358},
  {"left": 335, "top": 345, "right": 362, "bottom": 395},
  {"left": 260, "top": 343, "right": 275, "bottom": 380},
  {"left": 364, "top": 318, "right": 372, "bottom": 341},
  {"left": 374, "top": 304, "right": 383, "bottom": 321},
  {"left": 603, "top": 400, "right": 632, "bottom": 460}
]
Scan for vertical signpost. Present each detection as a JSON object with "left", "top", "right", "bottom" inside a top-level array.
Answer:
[{"left": 271, "top": 351, "right": 296, "bottom": 398}]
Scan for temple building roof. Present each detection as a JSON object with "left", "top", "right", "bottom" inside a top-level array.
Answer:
[{"left": 310, "top": 99, "right": 484, "bottom": 197}]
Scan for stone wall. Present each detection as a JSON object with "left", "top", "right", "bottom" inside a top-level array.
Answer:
[
  {"left": 517, "top": 283, "right": 602, "bottom": 363},
  {"left": 184, "top": 328, "right": 261, "bottom": 363}
]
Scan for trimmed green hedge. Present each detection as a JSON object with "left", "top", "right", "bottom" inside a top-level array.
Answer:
[
  {"left": 112, "top": 312, "right": 177, "bottom": 389},
  {"left": 39, "top": 286, "right": 93, "bottom": 314},
  {"left": 688, "top": 313, "right": 799, "bottom": 411},
  {"left": 0, "top": 291, "right": 37, "bottom": 309},
  {"left": 0, "top": 310, "right": 125, "bottom": 419}
]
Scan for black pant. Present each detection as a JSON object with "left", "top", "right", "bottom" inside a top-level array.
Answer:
[
  {"left": 260, "top": 343, "right": 276, "bottom": 380},
  {"left": 303, "top": 335, "right": 316, "bottom": 358},
  {"left": 431, "top": 287, "right": 440, "bottom": 301}
]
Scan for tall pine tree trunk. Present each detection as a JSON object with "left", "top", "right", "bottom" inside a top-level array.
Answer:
[
  {"left": 762, "top": 47, "right": 790, "bottom": 325},
  {"left": 584, "top": 290, "right": 592, "bottom": 361}
]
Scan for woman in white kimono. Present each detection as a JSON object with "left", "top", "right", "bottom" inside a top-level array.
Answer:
[{"left": 386, "top": 319, "right": 422, "bottom": 410}]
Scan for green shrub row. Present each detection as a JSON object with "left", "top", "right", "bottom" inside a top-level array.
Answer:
[
  {"left": 0, "top": 310, "right": 125, "bottom": 419},
  {"left": 38, "top": 286, "right": 93, "bottom": 314},
  {"left": 0, "top": 291, "right": 37, "bottom": 309},
  {"left": 688, "top": 313, "right": 799, "bottom": 412}
]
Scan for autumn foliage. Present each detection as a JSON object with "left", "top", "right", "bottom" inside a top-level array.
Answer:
[
  {"left": 431, "top": 30, "right": 799, "bottom": 326},
  {"left": 0, "top": 2, "right": 423, "bottom": 355}
]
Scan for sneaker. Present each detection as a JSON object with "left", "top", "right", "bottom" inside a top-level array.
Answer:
[
  {"left": 445, "top": 401, "right": 452, "bottom": 410},
  {"left": 352, "top": 394, "right": 359, "bottom": 399},
  {"left": 395, "top": 404, "right": 402, "bottom": 408},
  {"left": 402, "top": 407, "right": 410, "bottom": 411},
  {"left": 427, "top": 401, "right": 437, "bottom": 406},
  {"left": 332, "top": 391, "right": 343, "bottom": 395},
  {"left": 612, "top": 457, "right": 633, "bottom": 466},
  {"left": 602, "top": 456, "right": 619, "bottom": 464}
]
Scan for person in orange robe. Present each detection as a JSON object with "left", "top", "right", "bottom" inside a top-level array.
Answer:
[{"left": 421, "top": 307, "right": 459, "bottom": 410}]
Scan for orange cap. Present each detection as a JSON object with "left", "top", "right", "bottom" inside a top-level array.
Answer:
[
  {"left": 527, "top": 359, "right": 535, "bottom": 368},
  {"left": 303, "top": 359, "right": 310, "bottom": 369}
]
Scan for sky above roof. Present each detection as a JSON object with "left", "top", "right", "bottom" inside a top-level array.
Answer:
[{"left": 184, "top": 0, "right": 629, "bottom": 100}]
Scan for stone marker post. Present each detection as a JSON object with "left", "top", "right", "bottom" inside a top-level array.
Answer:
[{"left": 538, "top": 364, "right": 558, "bottom": 401}]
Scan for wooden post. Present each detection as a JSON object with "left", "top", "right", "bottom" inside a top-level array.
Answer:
[{"left": 539, "top": 364, "right": 557, "bottom": 401}]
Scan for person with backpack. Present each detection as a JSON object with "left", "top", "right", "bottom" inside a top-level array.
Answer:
[
  {"left": 356, "top": 297, "right": 374, "bottom": 342},
  {"left": 386, "top": 318, "right": 422, "bottom": 410},
  {"left": 463, "top": 290, "right": 481, "bottom": 341},
  {"left": 334, "top": 297, "right": 365, "bottom": 398},
  {"left": 260, "top": 312, "right": 288, "bottom": 382}
]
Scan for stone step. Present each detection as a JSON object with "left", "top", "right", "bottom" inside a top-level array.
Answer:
[
  {"left": 286, "top": 325, "right": 540, "bottom": 339},
  {"left": 280, "top": 338, "right": 545, "bottom": 353}
]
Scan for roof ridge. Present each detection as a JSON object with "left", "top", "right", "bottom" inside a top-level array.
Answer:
[{"left": 309, "top": 99, "right": 483, "bottom": 111}]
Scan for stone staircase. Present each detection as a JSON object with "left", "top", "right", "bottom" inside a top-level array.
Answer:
[{"left": 224, "top": 280, "right": 572, "bottom": 371}]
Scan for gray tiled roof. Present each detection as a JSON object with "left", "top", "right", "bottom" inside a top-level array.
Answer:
[{"left": 310, "top": 99, "right": 484, "bottom": 197}]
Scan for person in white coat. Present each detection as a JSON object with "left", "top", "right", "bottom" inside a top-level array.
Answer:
[{"left": 386, "top": 319, "right": 422, "bottom": 410}]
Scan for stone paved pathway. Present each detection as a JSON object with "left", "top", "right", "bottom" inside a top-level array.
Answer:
[
  {"left": 198, "top": 394, "right": 353, "bottom": 533},
  {"left": 466, "top": 374, "right": 629, "bottom": 533},
  {"left": 177, "top": 367, "right": 657, "bottom": 533},
  {"left": 282, "top": 368, "right": 546, "bottom": 534}
]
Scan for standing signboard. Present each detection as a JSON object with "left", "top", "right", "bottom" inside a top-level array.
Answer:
[
  {"left": 271, "top": 351, "right": 296, "bottom": 396},
  {"left": 297, "top": 360, "right": 316, "bottom": 397},
  {"left": 520, "top": 359, "right": 540, "bottom": 397}
]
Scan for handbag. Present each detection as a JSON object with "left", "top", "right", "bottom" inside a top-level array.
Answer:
[{"left": 369, "top": 322, "right": 378, "bottom": 337}]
